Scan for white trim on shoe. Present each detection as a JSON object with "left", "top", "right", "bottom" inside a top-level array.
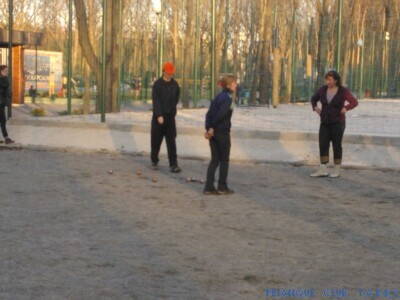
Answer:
[
  {"left": 310, "top": 164, "right": 329, "bottom": 177},
  {"left": 329, "top": 164, "right": 341, "bottom": 178}
]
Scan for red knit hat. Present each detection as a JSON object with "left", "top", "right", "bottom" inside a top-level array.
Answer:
[{"left": 163, "top": 62, "right": 176, "bottom": 75}]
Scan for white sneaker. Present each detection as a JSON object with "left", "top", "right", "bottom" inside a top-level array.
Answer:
[
  {"left": 310, "top": 164, "right": 329, "bottom": 177},
  {"left": 329, "top": 165, "right": 341, "bottom": 178}
]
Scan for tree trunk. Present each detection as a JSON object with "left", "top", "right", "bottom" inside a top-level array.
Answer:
[
  {"left": 182, "top": 0, "right": 194, "bottom": 108},
  {"left": 316, "top": 0, "right": 330, "bottom": 88},
  {"left": 259, "top": 0, "right": 272, "bottom": 105},
  {"left": 82, "top": 62, "right": 91, "bottom": 114},
  {"left": 272, "top": 47, "right": 281, "bottom": 108},
  {"left": 73, "top": 0, "right": 121, "bottom": 113},
  {"left": 214, "top": 0, "right": 227, "bottom": 94}
]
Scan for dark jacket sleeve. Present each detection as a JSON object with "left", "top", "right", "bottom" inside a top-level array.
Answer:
[
  {"left": 176, "top": 84, "right": 180, "bottom": 106},
  {"left": 311, "top": 88, "right": 322, "bottom": 110},
  {"left": 343, "top": 88, "right": 358, "bottom": 111},
  {"left": 0, "top": 77, "right": 10, "bottom": 105},
  {"left": 152, "top": 81, "right": 163, "bottom": 117},
  {"left": 205, "top": 108, "right": 212, "bottom": 130},
  {"left": 212, "top": 97, "right": 231, "bottom": 127},
  {"left": 0, "top": 78, "right": 8, "bottom": 89},
  {"left": 205, "top": 97, "right": 216, "bottom": 130},
  {"left": 207, "top": 94, "right": 231, "bottom": 129}
]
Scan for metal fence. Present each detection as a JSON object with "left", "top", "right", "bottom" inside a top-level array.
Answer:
[{"left": 1, "top": 0, "right": 399, "bottom": 121}]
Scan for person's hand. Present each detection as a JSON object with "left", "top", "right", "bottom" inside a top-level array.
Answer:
[
  {"left": 205, "top": 128, "right": 214, "bottom": 139},
  {"left": 314, "top": 107, "right": 321, "bottom": 115},
  {"left": 341, "top": 107, "right": 347, "bottom": 114},
  {"left": 157, "top": 116, "right": 164, "bottom": 125}
]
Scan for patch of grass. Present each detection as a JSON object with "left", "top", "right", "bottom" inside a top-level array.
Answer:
[
  {"left": 242, "top": 274, "right": 260, "bottom": 284},
  {"left": 72, "top": 108, "right": 84, "bottom": 115},
  {"left": 80, "top": 172, "right": 92, "bottom": 178},
  {"left": 58, "top": 109, "right": 85, "bottom": 116},
  {"left": 164, "top": 268, "right": 179, "bottom": 275},
  {"left": 58, "top": 110, "right": 69, "bottom": 116},
  {"left": 31, "top": 108, "right": 46, "bottom": 117}
]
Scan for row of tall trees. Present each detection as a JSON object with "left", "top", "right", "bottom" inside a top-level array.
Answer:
[{"left": 0, "top": 0, "right": 399, "bottom": 112}]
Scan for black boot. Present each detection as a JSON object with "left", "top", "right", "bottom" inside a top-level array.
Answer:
[
  {"left": 203, "top": 188, "right": 220, "bottom": 196},
  {"left": 217, "top": 187, "right": 235, "bottom": 195},
  {"left": 170, "top": 165, "right": 182, "bottom": 173},
  {"left": 5, "top": 137, "right": 14, "bottom": 145}
]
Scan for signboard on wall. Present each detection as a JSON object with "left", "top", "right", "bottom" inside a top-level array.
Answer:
[{"left": 24, "top": 50, "right": 63, "bottom": 95}]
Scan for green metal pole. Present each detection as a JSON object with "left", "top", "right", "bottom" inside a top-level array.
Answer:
[
  {"left": 336, "top": 0, "right": 343, "bottom": 72},
  {"left": 159, "top": 0, "right": 165, "bottom": 77},
  {"left": 210, "top": 0, "right": 216, "bottom": 100},
  {"left": 35, "top": 46, "right": 38, "bottom": 103},
  {"left": 101, "top": 0, "right": 107, "bottom": 123},
  {"left": 223, "top": 0, "right": 229, "bottom": 73},
  {"left": 120, "top": 63, "right": 125, "bottom": 105},
  {"left": 67, "top": 0, "right": 73, "bottom": 115},
  {"left": 290, "top": 5, "right": 296, "bottom": 103},
  {"left": 359, "top": 44, "right": 364, "bottom": 100},
  {"left": 292, "top": 29, "right": 297, "bottom": 103},
  {"left": 384, "top": 38, "right": 389, "bottom": 96},
  {"left": 34, "top": 1, "right": 38, "bottom": 103},
  {"left": 273, "top": 3, "right": 278, "bottom": 48},
  {"left": 193, "top": 0, "right": 200, "bottom": 106},
  {"left": 7, "top": 0, "right": 13, "bottom": 119},
  {"left": 379, "top": 33, "right": 384, "bottom": 97},
  {"left": 370, "top": 32, "right": 376, "bottom": 97},
  {"left": 358, "top": 28, "right": 365, "bottom": 100},
  {"left": 181, "top": 0, "right": 186, "bottom": 104},
  {"left": 308, "top": 19, "right": 314, "bottom": 99},
  {"left": 156, "top": 14, "right": 160, "bottom": 78}
]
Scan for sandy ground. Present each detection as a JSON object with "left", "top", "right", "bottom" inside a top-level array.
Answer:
[{"left": 1, "top": 148, "right": 400, "bottom": 300}]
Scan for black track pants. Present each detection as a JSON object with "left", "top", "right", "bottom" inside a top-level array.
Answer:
[
  {"left": 151, "top": 114, "right": 178, "bottom": 167},
  {"left": 0, "top": 104, "right": 8, "bottom": 138},
  {"left": 205, "top": 131, "right": 231, "bottom": 190},
  {"left": 319, "top": 121, "right": 346, "bottom": 165}
]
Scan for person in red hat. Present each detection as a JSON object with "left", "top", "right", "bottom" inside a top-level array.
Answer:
[{"left": 150, "top": 62, "right": 181, "bottom": 173}]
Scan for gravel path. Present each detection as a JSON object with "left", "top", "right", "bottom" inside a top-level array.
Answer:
[{"left": 1, "top": 149, "right": 399, "bottom": 299}]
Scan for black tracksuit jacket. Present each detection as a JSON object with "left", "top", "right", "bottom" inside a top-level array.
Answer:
[
  {"left": 205, "top": 89, "right": 233, "bottom": 133},
  {"left": 152, "top": 78, "right": 180, "bottom": 117},
  {"left": 0, "top": 76, "right": 10, "bottom": 106}
]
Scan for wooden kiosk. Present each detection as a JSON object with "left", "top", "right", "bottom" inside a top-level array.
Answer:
[{"left": 0, "top": 28, "right": 43, "bottom": 104}]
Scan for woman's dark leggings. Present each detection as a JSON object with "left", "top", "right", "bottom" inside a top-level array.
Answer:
[
  {"left": 205, "top": 131, "right": 231, "bottom": 190},
  {"left": 319, "top": 121, "right": 346, "bottom": 165},
  {"left": 0, "top": 104, "right": 8, "bottom": 138}
]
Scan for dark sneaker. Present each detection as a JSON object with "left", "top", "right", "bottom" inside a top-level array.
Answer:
[
  {"left": 203, "top": 189, "right": 220, "bottom": 196},
  {"left": 5, "top": 138, "right": 14, "bottom": 145},
  {"left": 151, "top": 162, "right": 159, "bottom": 170},
  {"left": 170, "top": 166, "right": 182, "bottom": 173},
  {"left": 217, "top": 188, "right": 235, "bottom": 195}
]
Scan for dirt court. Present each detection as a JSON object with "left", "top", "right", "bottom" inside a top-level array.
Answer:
[{"left": 0, "top": 148, "right": 399, "bottom": 300}]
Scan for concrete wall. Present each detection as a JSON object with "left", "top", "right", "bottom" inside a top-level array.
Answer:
[{"left": 8, "top": 119, "right": 400, "bottom": 170}]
